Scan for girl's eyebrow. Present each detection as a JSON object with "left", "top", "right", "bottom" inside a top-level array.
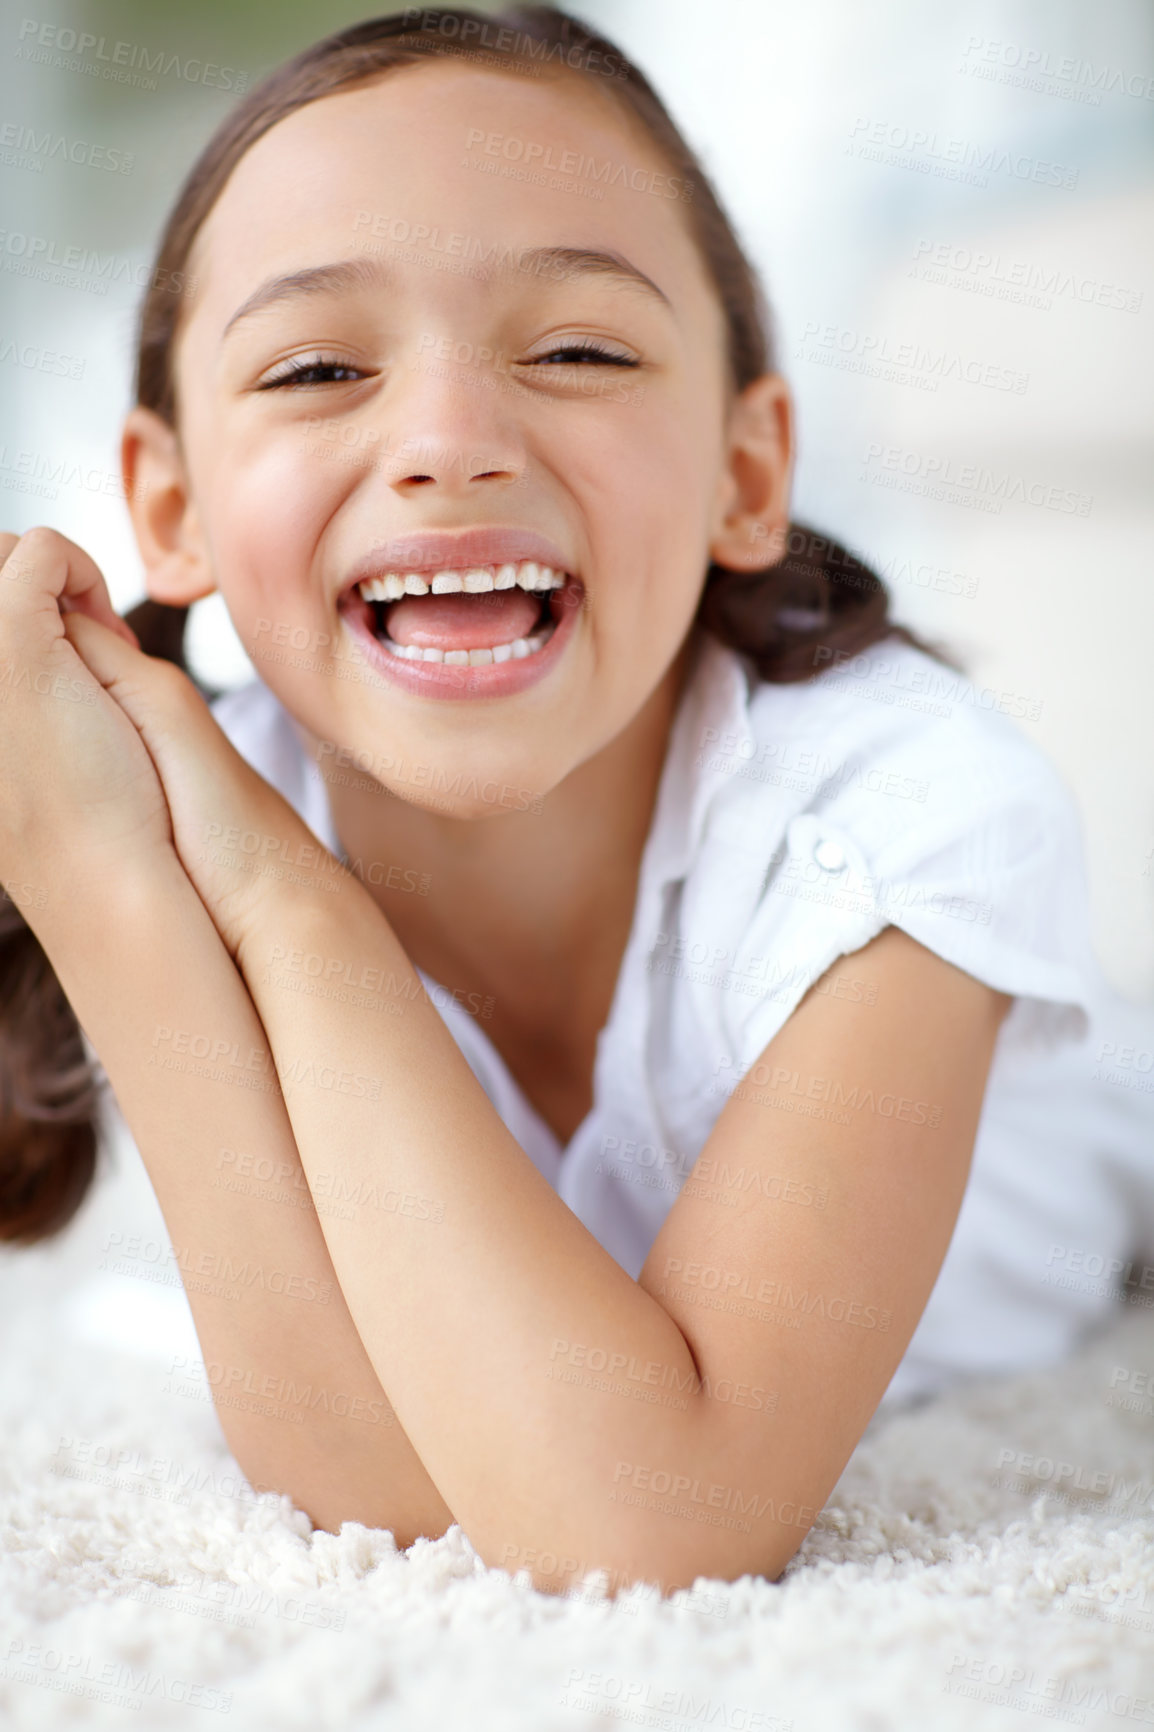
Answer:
[{"left": 220, "top": 246, "right": 671, "bottom": 345}]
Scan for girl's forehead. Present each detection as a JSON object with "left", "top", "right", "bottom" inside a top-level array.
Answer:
[{"left": 188, "top": 60, "right": 679, "bottom": 298}]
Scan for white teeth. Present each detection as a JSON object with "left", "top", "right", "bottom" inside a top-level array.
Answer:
[
  {"left": 356, "top": 559, "right": 565, "bottom": 603},
  {"left": 378, "top": 623, "right": 556, "bottom": 664}
]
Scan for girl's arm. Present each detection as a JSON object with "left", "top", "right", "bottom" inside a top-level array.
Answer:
[
  {"left": 0, "top": 528, "right": 452, "bottom": 1540},
  {"left": 71, "top": 610, "right": 1010, "bottom": 1600},
  {"left": 39, "top": 853, "right": 456, "bottom": 1543}
]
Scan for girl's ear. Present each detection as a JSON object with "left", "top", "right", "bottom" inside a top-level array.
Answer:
[
  {"left": 709, "top": 372, "right": 794, "bottom": 572},
  {"left": 120, "top": 405, "right": 215, "bottom": 606}
]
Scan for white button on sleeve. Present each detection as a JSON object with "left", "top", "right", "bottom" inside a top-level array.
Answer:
[{"left": 813, "top": 837, "right": 848, "bottom": 873}]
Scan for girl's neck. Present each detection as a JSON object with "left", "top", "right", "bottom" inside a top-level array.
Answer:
[{"left": 295, "top": 634, "right": 698, "bottom": 1012}]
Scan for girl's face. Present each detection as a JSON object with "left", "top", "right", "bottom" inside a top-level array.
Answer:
[{"left": 164, "top": 60, "right": 774, "bottom": 815}]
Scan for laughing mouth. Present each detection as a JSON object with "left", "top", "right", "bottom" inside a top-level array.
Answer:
[{"left": 348, "top": 559, "right": 574, "bottom": 666}]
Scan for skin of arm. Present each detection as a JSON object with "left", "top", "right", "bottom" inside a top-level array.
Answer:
[
  {"left": 29, "top": 851, "right": 458, "bottom": 1546},
  {"left": 65, "top": 611, "right": 1012, "bottom": 1599},
  {"left": 231, "top": 871, "right": 1009, "bottom": 1596},
  {"left": 0, "top": 531, "right": 453, "bottom": 1541}
]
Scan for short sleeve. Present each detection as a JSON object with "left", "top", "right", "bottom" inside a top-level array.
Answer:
[
  {"left": 863, "top": 767, "right": 1095, "bottom": 1050},
  {"left": 723, "top": 760, "right": 1097, "bottom": 1078}
]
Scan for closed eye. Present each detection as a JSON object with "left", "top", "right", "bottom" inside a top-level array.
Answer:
[
  {"left": 256, "top": 343, "right": 640, "bottom": 390},
  {"left": 529, "top": 342, "right": 638, "bottom": 367},
  {"left": 258, "top": 356, "right": 367, "bottom": 389}
]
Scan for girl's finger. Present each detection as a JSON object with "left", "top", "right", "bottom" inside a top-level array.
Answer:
[
  {"left": 62, "top": 612, "right": 208, "bottom": 778},
  {"left": 62, "top": 609, "right": 189, "bottom": 719},
  {"left": 0, "top": 525, "right": 139, "bottom": 647}
]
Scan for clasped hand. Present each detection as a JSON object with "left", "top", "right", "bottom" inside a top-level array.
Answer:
[{"left": 0, "top": 526, "right": 357, "bottom": 959}]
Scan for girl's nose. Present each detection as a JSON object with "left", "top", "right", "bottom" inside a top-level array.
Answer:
[
  {"left": 377, "top": 360, "right": 527, "bottom": 496},
  {"left": 388, "top": 439, "right": 522, "bottom": 493}
]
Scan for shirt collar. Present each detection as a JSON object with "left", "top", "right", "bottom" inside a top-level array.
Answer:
[{"left": 640, "top": 628, "right": 755, "bottom": 893}]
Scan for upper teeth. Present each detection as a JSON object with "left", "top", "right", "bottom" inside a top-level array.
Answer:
[{"left": 357, "top": 561, "right": 566, "bottom": 602}]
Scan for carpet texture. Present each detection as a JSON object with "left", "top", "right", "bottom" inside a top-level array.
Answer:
[
  {"left": 3, "top": 1299, "right": 1154, "bottom": 1729},
  {"left": 3, "top": 1114, "right": 1154, "bottom": 1731}
]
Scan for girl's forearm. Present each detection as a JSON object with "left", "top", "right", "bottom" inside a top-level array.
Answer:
[
  {"left": 32, "top": 852, "right": 454, "bottom": 1540},
  {"left": 230, "top": 875, "right": 708, "bottom": 1586}
]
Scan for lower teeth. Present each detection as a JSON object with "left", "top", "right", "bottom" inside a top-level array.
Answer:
[{"left": 379, "top": 621, "right": 557, "bottom": 665}]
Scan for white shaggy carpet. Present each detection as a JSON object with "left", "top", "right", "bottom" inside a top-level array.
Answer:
[{"left": 2, "top": 1114, "right": 1154, "bottom": 1731}]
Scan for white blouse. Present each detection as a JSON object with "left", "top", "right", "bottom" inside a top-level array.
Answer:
[{"left": 210, "top": 628, "right": 1154, "bottom": 1408}]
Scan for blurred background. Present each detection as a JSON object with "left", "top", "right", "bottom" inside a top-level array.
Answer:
[{"left": 1, "top": 0, "right": 1152, "bottom": 1005}]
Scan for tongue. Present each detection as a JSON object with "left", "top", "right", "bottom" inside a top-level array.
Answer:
[{"left": 386, "top": 588, "right": 542, "bottom": 650}]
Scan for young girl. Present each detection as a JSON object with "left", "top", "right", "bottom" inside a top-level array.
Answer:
[{"left": 1, "top": 7, "right": 1151, "bottom": 1601}]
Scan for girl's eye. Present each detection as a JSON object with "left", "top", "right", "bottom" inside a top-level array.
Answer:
[
  {"left": 527, "top": 342, "right": 638, "bottom": 368},
  {"left": 258, "top": 356, "right": 367, "bottom": 389}
]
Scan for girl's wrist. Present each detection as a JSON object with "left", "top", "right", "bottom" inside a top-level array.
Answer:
[{"left": 19, "top": 837, "right": 193, "bottom": 951}]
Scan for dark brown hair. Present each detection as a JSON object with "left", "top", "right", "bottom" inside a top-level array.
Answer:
[{"left": 3, "top": 4, "right": 958, "bottom": 1241}]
